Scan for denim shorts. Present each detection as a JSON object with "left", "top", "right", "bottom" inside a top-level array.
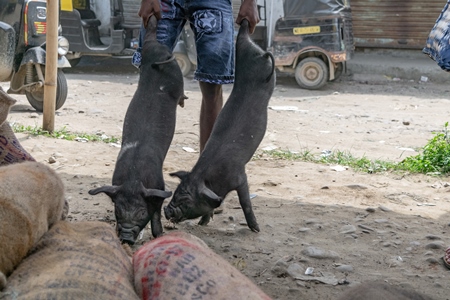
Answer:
[{"left": 133, "top": 0, "right": 235, "bottom": 84}]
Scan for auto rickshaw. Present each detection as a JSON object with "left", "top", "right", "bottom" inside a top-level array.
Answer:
[
  {"left": 0, "top": 0, "right": 71, "bottom": 111},
  {"left": 60, "top": 0, "right": 141, "bottom": 65},
  {"left": 175, "top": 0, "right": 354, "bottom": 90},
  {"left": 264, "top": 0, "right": 355, "bottom": 89}
]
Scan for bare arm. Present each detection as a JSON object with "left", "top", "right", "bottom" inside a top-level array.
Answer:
[
  {"left": 138, "top": 0, "right": 161, "bottom": 27},
  {"left": 235, "top": 0, "right": 260, "bottom": 34}
]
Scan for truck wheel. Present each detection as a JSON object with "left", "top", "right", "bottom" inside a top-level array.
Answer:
[
  {"left": 26, "top": 69, "right": 68, "bottom": 112},
  {"left": 295, "top": 57, "right": 328, "bottom": 90},
  {"left": 175, "top": 53, "right": 192, "bottom": 77}
]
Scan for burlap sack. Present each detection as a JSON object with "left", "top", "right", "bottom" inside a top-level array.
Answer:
[
  {"left": 0, "top": 87, "right": 35, "bottom": 165},
  {"left": 133, "top": 231, "right": 272, "bottom": 300},
  {"left": 0, "top": 87, "right": 16, "bottom": 126},
  {"left": 0, "top": 161, "right": 66, "bottom": 288},
  {"left": 0, "top": 122, "right": 35, "bottom": 165},
  {"left": 0, "top": 221, "right": 139, "bottom": 300}
]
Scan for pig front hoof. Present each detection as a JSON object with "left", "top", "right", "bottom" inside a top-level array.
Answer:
[
  {"left": 198, "top": 213, "right": 212, "bottom": 226},
  {"left": 153, "top": 232, "right": 164, "bottom": 238},
  {"left": 151, "top": 219, "right": 164, "bottom": 238},
  {"left": 151, "top": 228, "right": 164, "bottom": 238}
]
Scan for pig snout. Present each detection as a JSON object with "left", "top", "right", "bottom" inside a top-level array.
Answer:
[
  {"left": 117, "top": 223, "right": 141, "bottom": 245},
  {"left": 163, "top": 205, "right": 184, "bottom": 223}
]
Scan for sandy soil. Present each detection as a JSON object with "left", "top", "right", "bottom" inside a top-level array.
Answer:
[{"left": 3, "top": 57, "right": 450, "bottom": 300}]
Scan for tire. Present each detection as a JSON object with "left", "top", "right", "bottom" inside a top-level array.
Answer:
[
  {"left": 175, "top": 53, "right": 192, "bottom": 77},
  {"left": 295, "top": 57, "right": 328, "bottom": 90},
  {"left": 26, "top": 69, "right": 68, "bottom": 112}
]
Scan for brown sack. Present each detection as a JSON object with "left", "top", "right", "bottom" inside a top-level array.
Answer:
[
  {"left": 0, "top": 161, "right": 66, "bottom": 287},
  {"left": 0, "top": 87, "right": 16, "bottom": 126},
  {"left": 0, "top": 221, "right": 139, "bottom": 300},
  {"left": 133, "top": 231, "right": 272, "bottom": 300},
  {"left": 0, "top": 88, "right": 34, "bottom": 165},
  {"left": 0, "top": 123, "right": 35, "bottom": 165}
]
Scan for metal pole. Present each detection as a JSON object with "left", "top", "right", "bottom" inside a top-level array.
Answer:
[{"left": 43, "top": 0, "right": 59, "bottom": 132}]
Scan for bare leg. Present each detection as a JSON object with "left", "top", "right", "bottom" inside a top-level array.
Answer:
[{"left": 199, "top": 82, "right": 223, "bottom": 152}]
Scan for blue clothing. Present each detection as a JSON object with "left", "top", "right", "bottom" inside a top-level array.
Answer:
[
  {"left": 423, "top": 0, "right": 450, "bottom": 72},
  {"left": 132, "top": 0, "right": 235, "bottom": 84}
]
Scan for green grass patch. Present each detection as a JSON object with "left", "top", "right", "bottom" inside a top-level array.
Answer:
[
  {"left": 12, "top": 121, "right": 450, "bottom": 176},
  {"left": 255, "top": 148, "right": 316, "bottom": 162},
  {"left": 318, "top": 150, "right": 397, "bottom": 173},
  {"left": 397, "top": 122, "right": 450, "bottom": 175},
  {"left": 256, "top": 123, "right": 450, "bottom": 175},
  {"left": 256, "top": 148, "right": 398, "bottom": 174},
  {"left": 12, "top": 123, "right": 120, "bottom": 144}
]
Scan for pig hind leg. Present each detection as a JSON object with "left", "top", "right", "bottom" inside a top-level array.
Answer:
[{"left": 237, "top": 179, "right": 260, "bottom": 232}]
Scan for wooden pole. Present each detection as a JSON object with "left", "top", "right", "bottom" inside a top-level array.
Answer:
[{"left": 43, "top": 0, "right": 59, "bottom": 132}]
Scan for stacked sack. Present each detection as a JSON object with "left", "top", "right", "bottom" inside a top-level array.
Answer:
[
  {"left": 0, "top": 161, "right": 67, "bottom": 290},
  {"left": 1, "top": 221, "right": 139, "bottom": 300},
  {"left": 0, "top": 87, "right": 35, "bottom": 165},
  {"left": 133, "top": 231, "right": 272, "bottom": 300}
]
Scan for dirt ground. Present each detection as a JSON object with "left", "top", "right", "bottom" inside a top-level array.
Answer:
[{"left": 3, "top": 57, "right": 450, "bottom": 300}]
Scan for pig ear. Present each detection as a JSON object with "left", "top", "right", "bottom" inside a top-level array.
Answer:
[
  {"left": 170, "top": 171, "right": 189, "bottom": 180},
  {"left": 199, "top": 187, "right": 222, "bottom": 209},
  {"left": 88, "top": 185, "right": 120, "bottom": 199},
  {"left": 143, "top": 188, "right": 172, "bottom": 199}
]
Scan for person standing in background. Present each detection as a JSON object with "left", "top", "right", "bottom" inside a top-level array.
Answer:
[{"left": 133, "top": 0, "right": 260, "bottom": 152}]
